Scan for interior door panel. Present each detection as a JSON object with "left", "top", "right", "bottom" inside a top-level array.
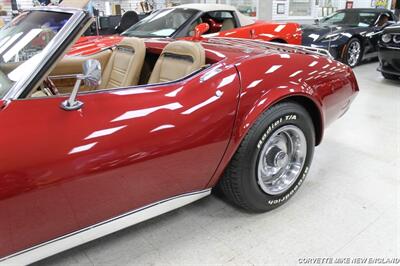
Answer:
[
  {"left": 50, "top": 49, "right": 112, "bottom": 93},
  {"left": 51, "top": 49, "right": 112, "bottom": 76}
]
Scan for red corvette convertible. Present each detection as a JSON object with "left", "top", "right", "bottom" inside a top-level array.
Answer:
[
  {"left": 0, "top": 4, "right": 358, "bottom": 265},
  {"left": 70, "top": 4, "right": 303, "bottom": 56}
]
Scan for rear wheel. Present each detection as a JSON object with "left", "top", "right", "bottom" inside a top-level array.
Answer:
[
  {"left": 343, "top": 38, "right": 362, "bottom": 67},
  {"left": 219, "top": 102, "right": 315, "bottom": 212}
]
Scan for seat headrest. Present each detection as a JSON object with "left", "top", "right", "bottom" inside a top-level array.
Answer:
[
  {"left": 116, "top": 12, "right": 139, "bottom": 33},
  {"left": 98, "top": 37, "right": 146, "bottom": 90},
  {"left": 161, "top": 41, "right": 206, "bottom": 69},
  {"left": 116, "top": 37, "right": 145, "bottom": 53}
]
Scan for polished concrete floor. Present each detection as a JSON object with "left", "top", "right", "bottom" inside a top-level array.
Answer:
[{"left": 37, "top": 61, "right": 399, "bottom": 266}]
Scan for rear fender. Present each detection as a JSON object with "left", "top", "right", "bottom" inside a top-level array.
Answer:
[
  {"left": 205, "top": 53, "right": 340, "bottom": 188},
  {"left": 206, "top": 82, "right": 323, "bottom": 188}
]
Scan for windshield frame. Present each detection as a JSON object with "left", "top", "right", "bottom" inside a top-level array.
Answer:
[
  {"left": 1, "top": 7, "right": 89, "bottom": 101},
  {"left": 122, "top": 8, "right": 201, "bottom": 38}
]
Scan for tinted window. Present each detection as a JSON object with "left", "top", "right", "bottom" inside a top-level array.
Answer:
[
  {"left": 123, "top": 8, "right": 198, "bottom": 37},
  {"left": 321, "top": 10, "right": 378, "bottom": 27},
  {"left": 359, "top": 12, "right": 378, "bottom": 26},
  {"left": 207, "top": 11, "right": 234, "bottom": 19}
]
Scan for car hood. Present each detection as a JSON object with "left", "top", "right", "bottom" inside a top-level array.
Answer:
[
  {"left": 383, "top": 23, "right": 400, "bottom": 34},
  {"left": 301, "top": 24, "right": 353, "bottom": 45}
]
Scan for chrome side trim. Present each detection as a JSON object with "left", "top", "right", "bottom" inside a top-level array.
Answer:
[{"left": 0, "top": 189, "right": 211, "bottom": 265}]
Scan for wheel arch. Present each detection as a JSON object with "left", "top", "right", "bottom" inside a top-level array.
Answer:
[
  {"left": 239, "top": 90, "right": 325, "bottom": 148},
  {"left": 351, "top": 34, "right": 365, "bottom": 50},
  {"left": 269, "top": 38, "right": 287, "bottom": 44},
  {"left": 340, "top": 34, "right": 364, "bottom": 60},
  {"left": 278, "top": 95, "right": 324, "bottom": 145}
]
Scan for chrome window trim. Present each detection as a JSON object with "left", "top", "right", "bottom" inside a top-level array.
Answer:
[
  {"left": 2, "top": 7, "right": 89, "bottom": 101},
  {"left": 0, "top": 189, "right": 211, "bottom": 265}
]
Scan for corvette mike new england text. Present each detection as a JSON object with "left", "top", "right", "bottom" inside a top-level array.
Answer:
[{"left": 298, "top": 257, "right": 400, "bottom": 264}]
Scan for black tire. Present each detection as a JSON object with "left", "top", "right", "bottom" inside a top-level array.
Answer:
[
  {"left": 382, "top": 72, "right": 399, "bottom": 80},
  {"left": 270, "top": 39, "right": 287, "bottom": 44},
  {"left": 342, "top": 38, "right": 363, "bottom": 68},
  {"left": 219, "top": 102, "right": 315, "bottom": 212}
]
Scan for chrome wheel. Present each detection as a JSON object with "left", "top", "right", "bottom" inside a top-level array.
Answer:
[
  {"left": 347, "top": 41, "right": 361, "bottom": 67},
  {"left": 257, "top": 125, "right": 307, "bottom": 195}
]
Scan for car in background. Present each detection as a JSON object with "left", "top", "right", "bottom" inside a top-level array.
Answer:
[
  {"left": 70, "top": 3, "right": 302, "bottom": 56},
  {"left": 378, "top": 23, "right": 400, "bottom": 80},
  {"left": 0, "top": 3, "right": 358, "bottom": 265},
  {"left": 302, "top": 8, "right": 397, "bottom": 67},
  {"left": 123, "top": 4, "right": 302, "bottom": 44},
  {"left": 85, "top": 11, "right": 143, "bottom": 36}
]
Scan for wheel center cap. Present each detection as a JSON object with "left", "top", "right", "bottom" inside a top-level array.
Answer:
[{"left": 274, "top": 151, "right": 289, "bottom": 168}]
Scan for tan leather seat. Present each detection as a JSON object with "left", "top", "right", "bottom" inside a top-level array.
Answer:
[
  {"left": 148, "top": 41, "right": 205, "bottom": 84},
  {"left": 99, "top": 37, "right": 146, "bottom": 89},
  {"left": 221, "top": 19, "right": 235, "bottom": 31}
]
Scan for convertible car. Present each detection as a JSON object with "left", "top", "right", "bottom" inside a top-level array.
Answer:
[
  {"left": 302, "top": 8, "right": 397, "bottom": 67},
  {"left": 0, "top": 3, "right": 358, "bottom": 265},
  {"left": 69, "top": 4, "right": 303, "bottom": 56},
  {"left": 378, "top": 23, "right": 400, "bottom": 80}
]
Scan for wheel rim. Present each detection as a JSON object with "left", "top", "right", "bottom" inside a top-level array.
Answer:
[
  {"left": 347, "top": 41, "right": 361, "bottom": 67},
  {"left": 257, "top": 125, "right": 307, "bottom": 195}
]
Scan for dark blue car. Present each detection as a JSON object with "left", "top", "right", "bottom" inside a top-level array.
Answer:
[{"left": 302, "top": 8, "right": 397, "bottom": 67}]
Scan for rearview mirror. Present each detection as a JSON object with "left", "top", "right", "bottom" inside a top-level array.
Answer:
[
  {"left": 193, "top": 23, "right": 210, "bottom": 40},
  {"left": 61, "top": 59, "right": 102, "bottom": 111}
]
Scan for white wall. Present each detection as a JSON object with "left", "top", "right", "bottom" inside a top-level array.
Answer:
[
  {"left": 14, "top": 0, "right": 394, "bottom": 22},
  {"left": 268, "top": 0, "right": 393, "bottom": 23},
  {"left": 16, "top": 0, "right": 33, "bottom": 9},
  {"left": 14, "top": 0, "right": 167, "bottom": 12},
  {"left": 0, "top": 1, "right": 12, "bottom": 12}
]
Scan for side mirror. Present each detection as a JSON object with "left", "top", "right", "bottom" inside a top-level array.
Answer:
[
  {"left": 61, "top": 59, "right": 101, "bottom": 111},
  {"left": 82, "top": 59, "right": 102, "bottom": 87},
  {"left": 193, "top": 23, "right": 210, "bottom": 40}
]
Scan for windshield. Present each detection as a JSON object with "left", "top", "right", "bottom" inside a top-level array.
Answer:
[
  {"left": 321, "top": 11, "right": 378, "bottom": 27},
  {"left": 122, "top": 8, "right": 199, "bottom": 37},
  {"left": 0, "top": 11, "right": 72, "bottom": 99}
]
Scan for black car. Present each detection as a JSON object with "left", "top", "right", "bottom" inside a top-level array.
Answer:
[
  {"left": 378, "top": 23, "right": 400, "bottom": 80},
  {"left": 302, "top": 8, "right": 397, "bottom": 67}
]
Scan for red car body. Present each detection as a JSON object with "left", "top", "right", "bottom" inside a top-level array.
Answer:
[
  {"left": 206, "top": 20, "right": 302, "bottom": 44},
  {"left": 0, "top": 7, "right": 357, "bottom": 265}
]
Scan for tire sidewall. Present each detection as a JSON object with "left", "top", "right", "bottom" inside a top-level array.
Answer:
[{"left": 240, "top": 104, "right": 315, "bottom": 211}]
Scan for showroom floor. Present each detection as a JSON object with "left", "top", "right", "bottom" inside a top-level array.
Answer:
[{"left": 36, "top": 61, "right": 399, "bottom": 266}]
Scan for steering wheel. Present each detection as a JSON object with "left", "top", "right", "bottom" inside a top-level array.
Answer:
[{"left": 43, "top": 77, "right": 59, "bottom": 95}]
